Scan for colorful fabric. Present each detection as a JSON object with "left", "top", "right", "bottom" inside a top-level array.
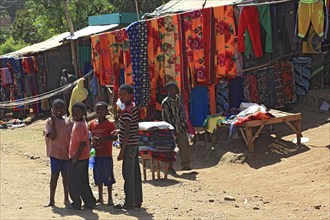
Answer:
[
  {"left": 89, "top": 119, "right": 116, "bottom": 157},
  {"left": 127, "top": 21, "right": 151, "bottom": 107},
  {"left": 298, "top": 0, "right": 324, "bottom": 38},
  {"left": 237, "top": 6, "right": 263, "bottom": 57},
  {"left": 44, "top": 117, "right": 73, "bottom": 160},
  {"left": 22, "top": 56, "right": 38, "bottom": 74},
  {"left": 213, "top": 6, "right": 237, "bottom": 78},
  {"left": 234, "top": 111, "right": 274, "bottom": 126},
  {"left": 273, "top": 69, "right": 285, "bottom": 108},
  {"left": 274, "top": 62, "right": 296, "bottom": 104},
  {"left": 68, "top": 78, "right": 88, "bottom": 116},
  {"left": 292, "top": 57, "right": 312, "bottom": 96},
  {"left": 245, "top": 5, "right": 273, "bottom": 56},
  {"left": 139, "top": 150, "right": 176, "bottom": 162},
  {"left": 243, "top": 75, "right": 259, "bottom": 103},
  {"left": 69, "top": 120, "right": 91, "bottom": 160},
  {"left": 0, "top": 67, "right": 13, "bottom": 86},
  {"left": 189, "top": 86, "right": 209, "bottom": 127}
]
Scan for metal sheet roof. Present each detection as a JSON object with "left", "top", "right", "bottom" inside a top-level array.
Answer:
[
  {"left": 145, "top": 0, "right": 239, "bottom": 17},
  {"left": 2, "top": 24, "right": 119, "bottom": 57}
]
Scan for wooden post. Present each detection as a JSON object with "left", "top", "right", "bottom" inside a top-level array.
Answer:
[{"left": 246, "top": 127, "right": 254, "bottom": 153}]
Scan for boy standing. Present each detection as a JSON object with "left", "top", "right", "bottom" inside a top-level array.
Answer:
[
  {"left": 68, "top": 102, "right": 96, "bottom": 210},
  {"left": 89, "top": 101, "right": 116, "bottom": 206},
  {"left": 114, "top": 84, "right": 143, "bottom": 210},
  {"left": 44, "top": 99, "right": 73, "bottom": 207},
  {"left": 161, "top": 82, "right": 192, "bottom": 172}
]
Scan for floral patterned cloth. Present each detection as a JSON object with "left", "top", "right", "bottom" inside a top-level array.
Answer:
[
  {"left": 274, "top": 61, "right": 296, "bottom": 104},
  {"left": 127, "top": 21, "right": 151, "bottom": 107},
  {"left": 213, "top": 6, "right": 236, "bottom": 78}
]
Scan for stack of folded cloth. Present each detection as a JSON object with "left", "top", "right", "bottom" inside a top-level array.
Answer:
[{"left": 138, "top": 121, "right": 176, "bottom": 162}]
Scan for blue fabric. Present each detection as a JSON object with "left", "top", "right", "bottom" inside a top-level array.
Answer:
[
  {"left": 189, "top": 86, "right": 209, "bottom": 127},
  {"left": 292, "top": 57, "right": 311, "bottom": 96},
  {"left": 89, "top": 76, "right": 98, "bottom": 97},
  {"left": 93, "top": 157, "right": 116, "bottom": 186},
  {"left": 229, "top": 77, "right": 244, "bottom": 108},
  {"left": 216, "top": 80, "right": 229, "bottom": 113},
  {"left": 127, "top": 21, "right": 151, "bottom": 107},
  {"left": 50, "top": 157, "right": 69, "bottom": 173}
]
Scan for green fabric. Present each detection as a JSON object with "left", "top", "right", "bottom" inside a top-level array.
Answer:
[
  {"left": 245, "top": 5, "right": 273, "bottom": 56},
  {"left": 78, "top": 46, "right": 92, "bottom": 71}
]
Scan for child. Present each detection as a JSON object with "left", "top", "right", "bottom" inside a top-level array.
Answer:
[
  {"left": 44, "top": 99, "right": 73, "bottom": 207},
  {"left": 89, "top": 101, "right": 116, "bottom": 206},
  {"left": 68, "top": 102, "right": 96, "bottom": 210},
  {"left": 114, "top": 84, "right": 143, "bottom": 210},
  {"left": 161, "top": 82, "right": 192, "bottom": 172}
]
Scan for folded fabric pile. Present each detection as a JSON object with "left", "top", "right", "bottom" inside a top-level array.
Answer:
[{"left": 138, "top": 121, "right": 176, "bottom": 162}]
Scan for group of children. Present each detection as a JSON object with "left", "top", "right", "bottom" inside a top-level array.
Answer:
[{"left": 44, "top": 84, "right": 142, "bottom": 211}]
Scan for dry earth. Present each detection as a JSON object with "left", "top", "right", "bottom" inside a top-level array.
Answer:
[{"left": 0, "top": 104, "right": 329, "bottom": 219}]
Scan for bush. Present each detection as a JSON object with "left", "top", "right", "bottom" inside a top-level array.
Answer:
[{"left": 0, "top": 35, "right": 28, "bottom": 56}]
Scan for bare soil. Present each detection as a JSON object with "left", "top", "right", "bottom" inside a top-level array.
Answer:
[{"left": 0, "top": 104, "right": 329, "bottom": 219}]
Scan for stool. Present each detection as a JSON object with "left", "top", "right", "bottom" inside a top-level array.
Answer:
[{"left": 140, "top": 154, "right": 169, "bottom": 180}]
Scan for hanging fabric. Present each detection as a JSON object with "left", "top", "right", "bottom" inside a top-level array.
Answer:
[
  {"left": 213, "top": 6, "right": 237, "bottom": 78},
  {"left": 189, "top": 86, "right": 209, "bottom": 126},
  {"left": 127, "top": 21, "right": 151, "bottom": 107}
]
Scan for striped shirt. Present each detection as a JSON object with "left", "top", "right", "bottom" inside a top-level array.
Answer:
[
  {"left": 161, "top": 95, "right": 188, "bottom": 135},
  {"left": 119, "top": 102, "right": 139, "bottom": 148}
]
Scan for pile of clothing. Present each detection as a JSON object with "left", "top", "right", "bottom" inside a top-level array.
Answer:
[{"left": 138, "top": 121, "right": 176, "bottom": 162}]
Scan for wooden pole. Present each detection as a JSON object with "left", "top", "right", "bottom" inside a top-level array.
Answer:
[
  {"left": 135, "top": 0, "right": 140, "bottom": 21},
  {"left": 63, "top": 0, "right": 78, "bottom": 76}
]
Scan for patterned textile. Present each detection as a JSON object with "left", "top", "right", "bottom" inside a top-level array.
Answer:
[
  {"left": 0, "top": 68, "right": 13, "bottom": 86},
  {"left": 273, "top": 69, "right": 285, "bottom": 108},
  {"left": 36, "top": 55, "right": 47, "bottom": 92},
  {"left": 256, "top": 70, "right": 268, "bottom": 104},
  {"left": 292, "top": 57, "right": 311, "bottom": 96},
  {"left": 216, "top": 79, "right": 229, "bottom": 113},
  {"left": 22, "top": 57, "right": 38, "bottom": 74},
  {"left": 91, "top": 33, "right": 112, "bottom": 86},
  {"left": 182, "top": 9, "right": 211, "bottom": 85},
  {"left": 274, "top": 61, "right": 296, "bottom": 104},
  {"left": 243, "top": 75, "right": 259, "bottom": 103},
  {"left": 127, "top": 21, "right": 151, "bottom": 107},
  {"left": 213, "top": 6, "right": 237, "bottom": 78},
  {"left": 139, "top": 150, "right": 176, "bottom": 162}
]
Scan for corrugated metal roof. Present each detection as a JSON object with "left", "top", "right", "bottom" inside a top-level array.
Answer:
[
  {"left": 145, "top": 0, "right": 240, "bottom": 17},
  {"left": 2, "top": 24, "right": 119, "bottom": 57}
]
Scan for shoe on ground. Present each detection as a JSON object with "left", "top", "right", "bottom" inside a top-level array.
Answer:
[
  {"left": 114, "top": 203, "right": 134, "bottom": 210},
  {"left": 135, "top": 203, "right": 142, "bottom": 208}
]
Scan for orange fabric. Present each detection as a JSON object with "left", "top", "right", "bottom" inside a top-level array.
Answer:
[
  {"left": 69, "top": 121, "right": 91, "bottom": 160},
  {"left": 213, "top": 6, "right": 237, "bottom": 78},
  {"left": 89, "top": 120, "right": 116, "bottom": 157}
]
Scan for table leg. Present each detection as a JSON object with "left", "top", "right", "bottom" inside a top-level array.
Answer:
[
  {"left": 151, "top": 157, "right": 155, "bottom": 180},
  {"left": 295, "top": 120, "right": 302, "bottom": 145},
  {"left": 246, "top": 127, "right": 254, "bottom": 152},
  {"left": 157, "top": 160, "right": 161, "bottom": 179},
  {"left": 164, "top": 162, "right": 168, "bottom": 179},
  {"left": 142, "top": 159, "right": 147, "bottom": 181}
]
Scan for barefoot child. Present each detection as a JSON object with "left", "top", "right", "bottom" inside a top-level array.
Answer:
[
  {"left": 44, "top": 99, "right": 73, "bottom": 207},
  {"left": 68, "top": 102, "right": 96, "bottom": 210},
  {"left": 114, "top": 84, "right": 142, "bottom": 210},
  {"left": 89, "top": 101, "right": 117, "bottom": 206}
]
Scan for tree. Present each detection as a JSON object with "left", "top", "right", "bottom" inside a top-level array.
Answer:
[{"left": 110, "top": 0, "right": 170, "bottom": 13}]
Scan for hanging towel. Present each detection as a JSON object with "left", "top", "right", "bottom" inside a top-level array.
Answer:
[
  {"left": 189, "top": 86, "right": 209, "bottom": 126},
  {"left": 292, "top": 57, "right": 311, "bottom": 96}
]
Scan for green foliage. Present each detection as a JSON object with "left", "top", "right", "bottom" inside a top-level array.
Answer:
[
  {"left": 110, "top": 0, "right": 171, "bottom": 13},
  {"left": 0, "top": 35, "right": 28, "bottom": 56}
]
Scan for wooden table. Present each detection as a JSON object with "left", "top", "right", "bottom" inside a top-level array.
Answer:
[
  {"left": 140, "top": 154, "right": 169, "bottom": 180},
  {"left": 239, "top": 110, "right": 302, "bottom": 153}
]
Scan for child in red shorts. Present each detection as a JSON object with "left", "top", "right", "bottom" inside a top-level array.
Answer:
[{"left": 89, "top": 101, "right": 117, "bottom": 206}]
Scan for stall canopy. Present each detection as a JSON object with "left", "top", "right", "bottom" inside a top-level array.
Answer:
[
  {"left": 2, "top": 24, "right": 119, "bottom": 57},
  {"left": 144, "top": 0, "right": 238, "bottom": 17}
]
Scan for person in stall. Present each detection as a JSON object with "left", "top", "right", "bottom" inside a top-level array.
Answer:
[
  {"left": 161, "top": 82, "right": 192, "bottom": 173},
  {"left": 60, "top": 69, "right": 76, "bottom": 112}
]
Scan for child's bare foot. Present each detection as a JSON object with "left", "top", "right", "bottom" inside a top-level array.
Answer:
[
  {"left": 44, "top": 201, "right": 55, "bottom": 207},
  {"left": 96, "top": 199, "right": 104, "bottom": 204}
]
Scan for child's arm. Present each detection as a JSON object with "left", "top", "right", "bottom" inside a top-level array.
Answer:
[
  {"left": 71, "top": 141, "right": 86, "bottom": 164},
  {"left": 117, "top": 120, "right": 131, "bottom": 161},
  {"left": 46, "top": 115, "right": 57, "bottom": 140}
]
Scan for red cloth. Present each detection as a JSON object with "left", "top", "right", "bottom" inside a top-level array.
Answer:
[
  {"left": 89, "top": 119, "right": 116, "bottom": 157},
  {"left": 237, "top": 6, "right": 263, "bottom": 58},
  {"left": 69, "top": 121, "right": 91, "bottom": 160},
  {"left": 234, "top": 112, "right": 274, "bottom": 126}
]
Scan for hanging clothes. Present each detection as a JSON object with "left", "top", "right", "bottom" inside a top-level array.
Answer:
[
  {"left": 0, "top": 68, "right": 13, "bottom": 87},
  {"left": 274, "top": 61, "right": 296, "bottom": 104},
  {"left": 243, "top": 75, "right": 259, "bottom": 103},
  {"left": 292, "top": 57, "right": 312, "bottom": 96},
  {"left": 216, "top": 79, "right": 229, "bottom": 113},
  {"left": 22, "top": 57, "right": 39, "bottom": 74},
  {"left": 237, "top": 6, "right": 263, "bottom": 58},
  {"left": 245, "top": 5, "right": 273, "bottom": 56},
  {"left": 213, "top": 6, "right": 237, "bottom": 78},
  {"left": 229, "top": 77, "right": 244, "bottom": 108},
  {"left": 127, "top": 21, "right": 151, "bottom": 107},
  {"left": 298, "top": 0, "right": 325, "bottom": 38},
  {"left": 189, "top": 86, "right": 209, "bottom": 126}
]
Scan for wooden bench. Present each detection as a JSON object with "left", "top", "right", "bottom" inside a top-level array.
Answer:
[
  {"left": 238, "top": 109, "right": 302, "bottom": 152},
  {"left": 140, "top": 154, "right": 169, "bottom": 180}
]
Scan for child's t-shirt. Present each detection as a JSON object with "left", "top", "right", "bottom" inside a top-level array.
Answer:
[
  {"left": 89, "top": 119, "right": 116, "bottom": 157},
  {"left": 44, "top": 117, "right": 73, "bottom": 160},
  {"left": 69, "top": 120, "right": 90, "bottom": 160},
  {"left": 119, "top": 102, "right": 139, "bottom": 148}
]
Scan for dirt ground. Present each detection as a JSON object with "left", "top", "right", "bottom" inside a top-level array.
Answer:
[{"left": 0, "top": 103, "right": 329, "bottom": 220}]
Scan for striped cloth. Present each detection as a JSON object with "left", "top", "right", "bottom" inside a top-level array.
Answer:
[
  {"left": 216, "top": 79, "right": 229, "bottom": 113},
  {"left": 292, "top": 57, "right": 311, "bottom": 96},
  {"left": 119, "top": 102, "right": 139, "bottom": 148}
]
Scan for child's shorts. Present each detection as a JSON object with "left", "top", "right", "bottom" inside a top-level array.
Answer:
[
  {"left": 50, "top": 157, "right": 69, "bottom": 174},
  {"left": 93, "top": 157, "right": 116, "bottom": 186}
]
